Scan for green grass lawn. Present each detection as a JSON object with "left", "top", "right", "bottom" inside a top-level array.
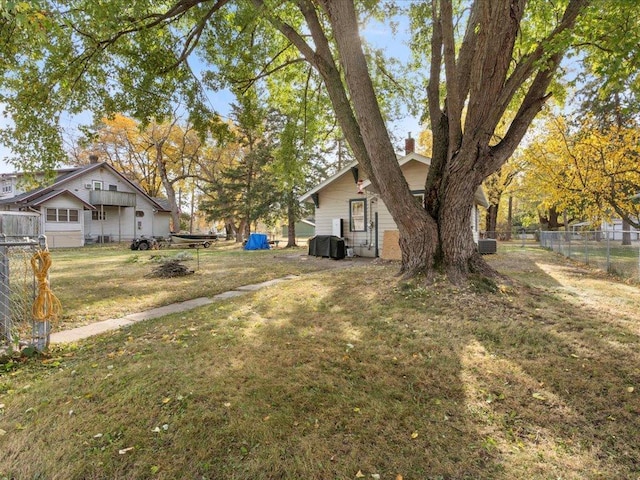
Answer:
[
  {"left": 16, "top": 241, "right": 345, "bottom": 334},
  {"left": 1, "top": 246, "right": 640, "bottom": 479}
]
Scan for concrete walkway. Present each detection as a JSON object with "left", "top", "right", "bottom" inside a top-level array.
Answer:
[{"left": 50, "top": 274, "right": 301, "bottom": 344}]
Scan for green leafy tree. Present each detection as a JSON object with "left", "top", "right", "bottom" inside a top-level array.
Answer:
[{"left": 199, "top": 93, "right": 279, "bottom": 242}]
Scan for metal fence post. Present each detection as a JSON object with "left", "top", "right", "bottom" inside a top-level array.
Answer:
[
  {"left": 584, "top": 233, "right": 588, "bottom": 265},
  {"left": 0, "top": 246, "right": 10, "bottom": 345},
  {"left": 606, "top": 231, "right": 611, "bottom": 272}
]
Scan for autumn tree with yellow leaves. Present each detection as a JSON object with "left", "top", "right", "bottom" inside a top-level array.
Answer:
[
  {"left": 519, "top": 114, "right": 640, "bottom": 239},
  {"left": 78, "top": 114, "right": 205, "bottom": 231}
]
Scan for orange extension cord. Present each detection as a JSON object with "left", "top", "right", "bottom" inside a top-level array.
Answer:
[{"left": 30, "top": 249, "right": 62, "bottom": 323}]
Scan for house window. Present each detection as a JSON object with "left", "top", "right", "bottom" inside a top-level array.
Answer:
[
  {"left": 135, "top": 210, "right": 145, "bottom": 217},
  {"left": 108, "top": 184, "right": 117, "bottom": 191},
  {"left": 2, "top": 183, "right": 12, "bottom": 193},
  {"left": 92, "top": 211, "right": 107, "bottom": 221},
  {"left": 92, "top": 180, "right": 103, "bottom": 190},
  {"left": 349, "top": 199, "right": 366, "bottom": 232},
  {"left": 46, "top": 208, "right": 79, "bottom": 222}
]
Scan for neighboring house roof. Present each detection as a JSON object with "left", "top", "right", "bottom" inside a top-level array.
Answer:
[
  {"left": 21, "top": 189, "right": 96, "bottom": 210},
  {"left": 299, "top": 151, "right": 490, "bottom": 208},
  {"left": 152, "top": 197, "right": 171, "bottom": 212},
  {"left": 0, "top": 162, "right": 171, "bottom": 212}
]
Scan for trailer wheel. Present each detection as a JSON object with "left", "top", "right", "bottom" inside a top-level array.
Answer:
[
  {"left": 138, "top": 241, "right": 150, "bottom": 251},
  {"left": 203, "top": 241, "right": 211, "bottom": 248}
]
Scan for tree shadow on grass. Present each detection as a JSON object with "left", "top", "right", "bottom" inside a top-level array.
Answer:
[
  {"left": 468, "top": 249, "right": 640, "bottom": 478},
  {"left": 1, "top": 249, "right": 639, "bottom": 479}
]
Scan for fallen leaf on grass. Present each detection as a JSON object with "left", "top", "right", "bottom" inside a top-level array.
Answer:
[
  {"left": 355, "top": 471, "right": 365, "bottom": 478},
  {"left": 396, "top": 475, "right": 404, "bottom": 480},
  {"left": 0, "top": 429, "right": 6, "bottom": 436},
  {"left": 532, "top": 392, "right": 546, "bottom": 401},
  {"left": 627, "top": 387, "right": 634, "bottom": 393},
  {"left": 411, "top": 431, "right": 419, "bottom": 439},
  {"left": 118, "top": 447, "right": 134, "bottom": 454},
  {"left": 162, "top": 397, "right": 171, "bottom": 404}
]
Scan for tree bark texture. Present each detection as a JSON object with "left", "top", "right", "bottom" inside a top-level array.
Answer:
[{"left": 286, "top": 194, "right": 297, "bottom": 248}]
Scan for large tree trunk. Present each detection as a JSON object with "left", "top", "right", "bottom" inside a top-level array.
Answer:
[
  {"left": 436, "top": 155, "right": 490, "bottom": 281},
  {"left": 485, "top": 204, "right": 499, "bottom": 239},
  {"left": 286, "top": 195, "right": 297, "bottom": 248}
]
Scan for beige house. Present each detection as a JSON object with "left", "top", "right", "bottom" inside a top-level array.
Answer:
[
  {"left": 299, "top": 151, "right": 489, "bottom": 259},
  {"left": 0, "top": 161, "right": 171, "bottom": 248}
]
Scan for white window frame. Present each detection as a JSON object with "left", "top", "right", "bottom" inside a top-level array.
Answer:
[
  {"left": 46, "top": 208, "right": 80, "bottom": 223},
  {"left": 349, "top": 198, "right": 367, "bottom": 232}
]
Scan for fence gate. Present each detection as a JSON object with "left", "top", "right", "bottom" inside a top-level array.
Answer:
[{"left": 0, "top": 236, "right": 49, "bottom": 352}]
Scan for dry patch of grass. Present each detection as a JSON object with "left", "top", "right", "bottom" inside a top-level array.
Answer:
[{"left": 1, "top": 247, "right": 640, "bottom": 479}]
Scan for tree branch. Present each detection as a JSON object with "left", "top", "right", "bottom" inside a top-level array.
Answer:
[{"left": 486, "top": 0, "right": 591, "bottom": 176}]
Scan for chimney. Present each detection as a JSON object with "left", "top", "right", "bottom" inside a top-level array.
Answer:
[
  {"left": 404, "top": 132, "right": 415, "bottom": 155},
  {"left": 89, "top": 155, "right": 99, "bottom": 164}
]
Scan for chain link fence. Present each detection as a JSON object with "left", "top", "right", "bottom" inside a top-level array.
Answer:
[
  {"left": 539, "top": 230, "right": 640, "bottom": 281},
  {"left": 0, "top": 237, "right": 48, "bottom": 352},
  {"left": 482, "top": 230, "right": 540, "bottom": 247}
]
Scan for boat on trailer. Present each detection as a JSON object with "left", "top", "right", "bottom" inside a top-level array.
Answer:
[{"left": 169, "top": 233, "right": 218, "bottom": 248}]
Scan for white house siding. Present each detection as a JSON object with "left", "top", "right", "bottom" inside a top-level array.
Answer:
[
  {"left": 313, "top": 173, "right": 358, "bottom": 241},
  {"left": 38, "top": 195, "right": 84, "bottom": 248},
  {"left": 471, "top": 206, "right": 480, "bottom": 243},
  {"left": 52, "top": 166, "right": 169, "bottom": 243},
  {"left": 0, "top": 164, "right": 173, "bottom": 246},
  {"left": 85, "top": 201, "right": 167, "bottom": 242},
  {"left": 85, "top": 206, "right": 135, "bottom": 243},
  {"left": 601, "top": 219, "right": 640, "bottom": 241},
  {"left": 312, "top": 172, "right": 379, "bottom": 257},
  {"left": 313, "top": 160, "right": 430, "bottom": 258}
]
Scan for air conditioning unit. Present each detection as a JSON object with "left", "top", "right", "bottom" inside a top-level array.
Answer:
[
  {"left": 478, "top": 239, "right": 497, "bottom": 255},
  {"left": 84, "top": 183, "right": 92, "bottom": 189}
]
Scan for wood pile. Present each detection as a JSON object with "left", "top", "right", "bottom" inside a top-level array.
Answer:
[{"left": 146, "top": 259, "right": 194, "bottom": 278}]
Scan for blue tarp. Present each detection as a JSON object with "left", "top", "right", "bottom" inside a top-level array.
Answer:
[{"left": 244, "top": 233, "right": 270, "bottom": 250}]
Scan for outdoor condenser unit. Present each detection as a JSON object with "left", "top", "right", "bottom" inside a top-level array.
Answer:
[{"left": 477, "top": 239, "right": 497, "bottom": 255}]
